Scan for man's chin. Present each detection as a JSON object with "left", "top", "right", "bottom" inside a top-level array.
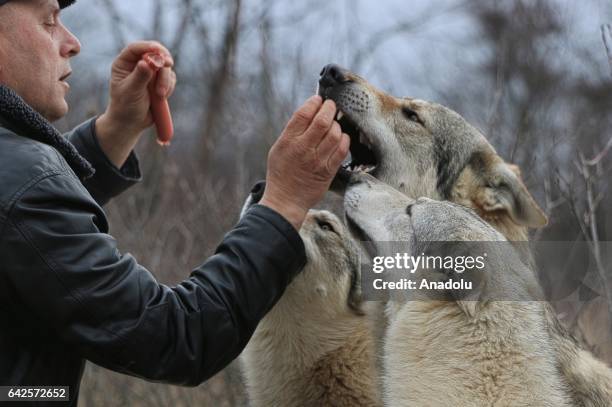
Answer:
[{"left": 45, "top": 101, "right": 69, "bottom": 123}]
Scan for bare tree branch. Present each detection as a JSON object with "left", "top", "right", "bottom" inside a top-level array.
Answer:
[
  {"left": 201, "top": 0, "right": 242, "bottom": 156},
  {"left": 560, "top": 153, "right": 612, "bottom": 328},
  {"left": 98, "top": 0, "right": 127, "bottom": 52},
  {"left": 151, "top": 0, "right": 164, "bottom": 40},
  {"left": 350, "top": 1, "right": 470, "bottom": 70},
  {"left": 170, "top": 0, "right": 194, "bottom": 68},
  {"left": 602, "top": 24, "right": 612, "bottom": 77},
  {"left": 585, "top": 135, "right": 612, "bottom": 166}
]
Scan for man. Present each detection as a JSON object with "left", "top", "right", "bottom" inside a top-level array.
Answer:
[{"left": 0, "top": 0, "right": 350, "bottom": 405}]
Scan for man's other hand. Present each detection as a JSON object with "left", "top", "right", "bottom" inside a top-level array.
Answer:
[
  {"left": 260, "top": 96, "right": 350, "bottom": 231},
  {"left": 95, "top": 41, "right": 176, "bottom": 168}
]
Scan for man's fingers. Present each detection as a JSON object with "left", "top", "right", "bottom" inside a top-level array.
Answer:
[
  {"left": 316, "top": 120, "right": 342, "bottom": 158},
  {"left": 301, "top": 99, "right": 336, "bottom": 146},
  {"left": 283, "top": 95, "right": 323, "bottom": 138},
  {"left": 327, "top": 133, "right": 351, "bottom": 172},
  {"left": 113, "top": 41, "right": 174, "bottom": 71},
  {"left": 121, "top": 41, "right": 173, "bottom": 64},
  {"left": 125, "top": 60, "right": 155, "bottom": 92}
]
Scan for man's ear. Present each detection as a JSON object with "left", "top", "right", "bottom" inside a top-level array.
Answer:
[{"left": 475, "top": 162, "right": 548, "bottom": 228}]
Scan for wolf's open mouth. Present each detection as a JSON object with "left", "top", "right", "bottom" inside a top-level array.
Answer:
[{"left": 335, "top": 110, "right": 378, "bottom": 174}]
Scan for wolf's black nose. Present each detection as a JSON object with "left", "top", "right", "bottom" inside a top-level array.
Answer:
[
  {"left": 406, "top": 203, "right": 414, "bottom": 217},
  {"left": 319, "top": 64, "right": 349, "bottom": 89},
  {"left": 250, "top": 181, "right": 266, "bottom": 204}
]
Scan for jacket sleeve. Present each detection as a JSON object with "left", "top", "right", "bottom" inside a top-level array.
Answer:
[
  {"left": 65, "top": 118, "right": 142, "bottom": 206},
  {"left": 3, "top": 171, "right": 306, "bottom": 385}
]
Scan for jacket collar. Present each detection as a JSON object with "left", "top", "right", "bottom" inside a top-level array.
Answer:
[{"left": 0, "top": 85, "right": 94, "bottom": 180}]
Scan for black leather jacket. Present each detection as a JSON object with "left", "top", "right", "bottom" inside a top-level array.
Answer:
[{"left": 0, "top": 86, "right": 306, "bottom": 406}]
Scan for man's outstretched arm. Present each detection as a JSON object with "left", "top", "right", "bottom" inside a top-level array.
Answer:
[
  {"left": 65, "top": 41, "right": 175, "bottom": 206},
  {"left": 3, "top": 94, "right": 349, "bottom": 384},
  {"left": 66, "top": 118, "right": 142, "bottom": 206},
  {"left": 2, "top": 168, "right": 304, "bottom": 385}
]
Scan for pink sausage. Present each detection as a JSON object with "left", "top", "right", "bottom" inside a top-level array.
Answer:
[{"left": 143, "top": 52, "right": 174, "bottom": 146}]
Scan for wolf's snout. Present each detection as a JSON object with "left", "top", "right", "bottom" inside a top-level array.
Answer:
[
  {"left": 318, "top": 65, "right": 380, "bottom": 180},
  {"left": 250, "top": 180, "right": 266, "bottom": 204},
  {"left": 406, "top": 203, "right": 414, "bottom": 217},
  {"left": 319, "top": 64, "right": 350, "bottom": 89},
  {"left": 240, "top": 180, "right": 266, "bottom": 220}
]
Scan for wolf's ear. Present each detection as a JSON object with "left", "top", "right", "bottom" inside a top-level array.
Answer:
[{"left": 476, "top": 162, "right": 548, "bottom": 228}]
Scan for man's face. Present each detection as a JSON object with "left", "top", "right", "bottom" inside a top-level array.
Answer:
[{"left": 0, "top": 0, "right": 80, "bottom": 121}]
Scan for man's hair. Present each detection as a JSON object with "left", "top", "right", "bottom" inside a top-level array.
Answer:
[{"left": 0, "top": 0, "right": 76, "bottom": 8}]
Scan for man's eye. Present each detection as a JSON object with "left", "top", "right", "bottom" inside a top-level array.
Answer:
[
  {"left": 45, "top": 15, "right": 58, "bottom": 26},
  {"left": 402, "top": 107, "right": 423, "bottom": 125},
  {"left": 317, "top": 220, "right": 335, "bottom": 233}
]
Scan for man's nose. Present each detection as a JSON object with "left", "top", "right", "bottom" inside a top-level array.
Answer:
[
  {"left": 319, "top": 64, "right": 349, "bottom": 89},
  {"left": 59, "top": 23, "right": 81, "bottom": 58}
]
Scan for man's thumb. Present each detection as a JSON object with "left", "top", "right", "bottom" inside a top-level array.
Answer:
[{"left": 125, "top": 60, "right": 155, "bottom": 91}]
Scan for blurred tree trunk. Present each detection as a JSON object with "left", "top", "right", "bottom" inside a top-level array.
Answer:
[{"left": 200, "top": 0, "right": 243, "bottom": 163}]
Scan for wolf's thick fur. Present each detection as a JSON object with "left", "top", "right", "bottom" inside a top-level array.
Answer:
[
  {"left": 320, "top": 65, "right": 547, "bottom": 241},
  {"left": 344, "top": 173, "right": 575, "bottom": 406},
  {"left": 241, "top": 208, "right": 381, "bottom": 407},
  {"left": 322, "top": 65, "right": 612, "bottom": 405}
]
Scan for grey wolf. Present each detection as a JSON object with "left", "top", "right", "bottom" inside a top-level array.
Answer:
[
  {"left": 318, "top": 63, "right": 546, "bottom": 242},
  {"left": 344, "top": 172, "right": 573, "bottom": 406}
]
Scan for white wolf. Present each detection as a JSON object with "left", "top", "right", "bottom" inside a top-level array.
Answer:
[{"left": 240, "top": 185, "right": 381, "bottom": 407}]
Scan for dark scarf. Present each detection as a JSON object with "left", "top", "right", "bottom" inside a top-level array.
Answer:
[{"left": 0, "top": 85, "right": 94, "bottom": 180}]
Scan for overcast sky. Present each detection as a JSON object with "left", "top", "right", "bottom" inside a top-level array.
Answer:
[{"left": 60, "top": 0, "right": 612, "bottom": 124}]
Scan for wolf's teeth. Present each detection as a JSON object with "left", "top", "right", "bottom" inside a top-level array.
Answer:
[{"left": 336, "top": 110, "right": 344, "bottom": 121}]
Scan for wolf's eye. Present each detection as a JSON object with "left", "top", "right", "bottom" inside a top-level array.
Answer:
[
  {"left": 317, "top": 220, "right": 335, "bottom": 233},
  {"left": 402, "top": 107, "right": 423, "bottom": 125}
]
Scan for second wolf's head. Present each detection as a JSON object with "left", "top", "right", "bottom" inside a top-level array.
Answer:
[
  {"left": 241, "top": 184, "right": 363, "bottom": 325},
  {"left": 319, "top": 64, "right": 547, "bottom": 240}
]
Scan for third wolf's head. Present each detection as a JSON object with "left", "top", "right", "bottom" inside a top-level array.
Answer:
[{"left": 344, "top": 172, "right": 541, "bottom": 314}]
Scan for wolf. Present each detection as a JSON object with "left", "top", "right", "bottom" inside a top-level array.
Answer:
[
  {"left": 240, "top": 184, "right": 381, "bottom": 407},
  {"left": 319, "top": 64, "right": 612, "bottom": 405},
  {"left": 318, "top": 63, "right": 546, "bottom": 242},
  {"left": 344, "top": 172, "right": 581, "bottom": 406}
]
